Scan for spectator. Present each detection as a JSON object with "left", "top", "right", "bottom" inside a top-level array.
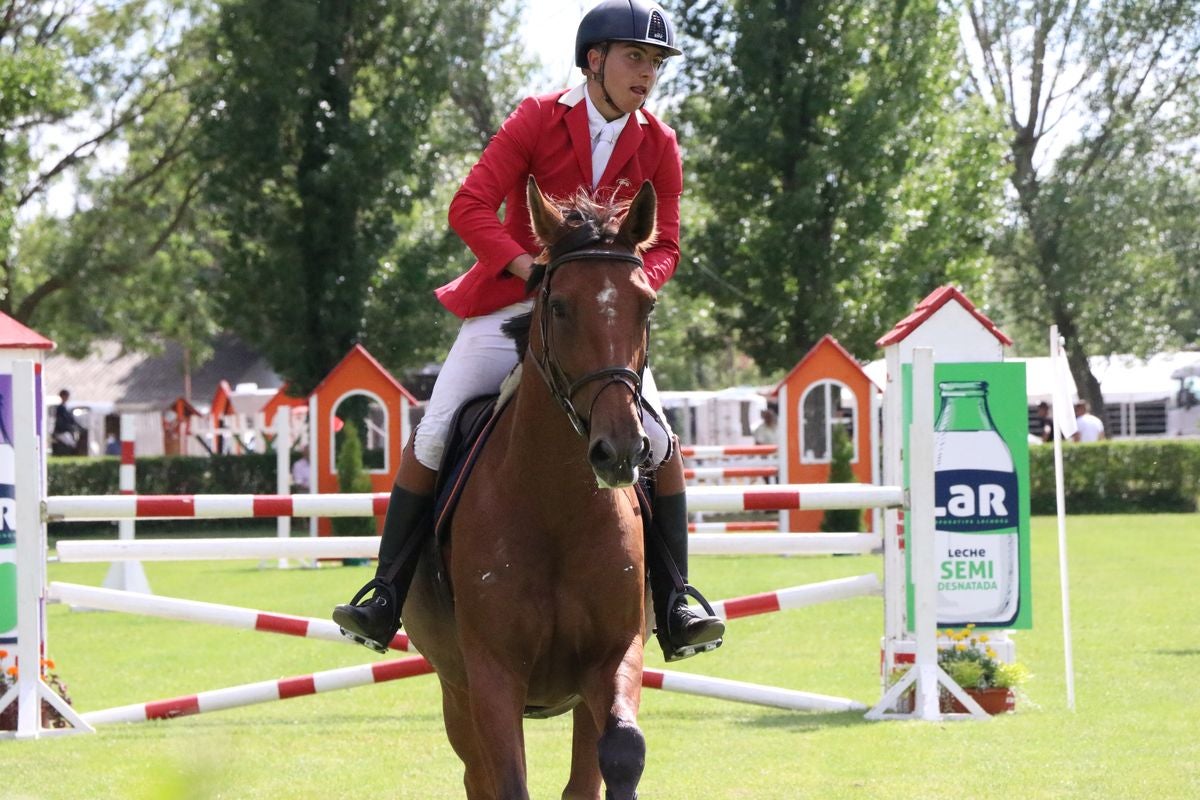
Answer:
[
  {"left": 1072, "top": 400, "right": 1106, "bottom": 442},
  {"left": 291, "top": 447, "right": 311, "bottom": 493},
  {"left": 753, "top": 407, "right": 779, "bottom": 446},
  {"left": 51, "top": 389, "right": 83, "bottom": 455},
  {"left": 1032, "top": 401, "right": 1053, "bottom": 443}
]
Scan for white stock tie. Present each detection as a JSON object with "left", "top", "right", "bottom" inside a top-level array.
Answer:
[{"left": 591, "top": 120, "right": 621, "bottom": 189}]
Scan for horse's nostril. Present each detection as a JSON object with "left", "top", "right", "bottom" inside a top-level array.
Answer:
[
  {"left": 637, "top": 436, "right": 651, "bottom": 465},
  {"left": 590, "top": 439, "right": 617, "bottom": 468}
]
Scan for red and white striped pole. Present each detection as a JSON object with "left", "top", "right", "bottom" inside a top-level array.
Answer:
[
  {"left": 707, "top": 574, "right": 880, "bottom": 619},
  {"left": 680, "top": 445, "right": 777, "bottom": 458},
  {"left": 43, "top": 483, "right": 903, "bottom": 522},
  {"left": 81, "top": 656, "right": 436, "bottom": 725},
  {"left": 48, "top": 581, "right": 414, "bottom": 653},
  {"left": 683, "top": 466, "right": 778, "bottom": 481},
  {"left": 100, "top": 414, "right": 150, "bottom": 594}
]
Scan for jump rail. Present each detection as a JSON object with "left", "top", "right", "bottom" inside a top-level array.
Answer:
[
  {"left": 680, "top": 445, "right": 777, "bottom": 458},
  {"left": 43, "top": 483, "right": 903, "bottom": 521},
  {"left": 54, "top": 574, "right": 879, "bottom": 725},
  {"left": 48, "top": 574, "right": 880, "bottom": 636},
  {"left": 54, "top": 532, "right": 882, "bottom": 562}
]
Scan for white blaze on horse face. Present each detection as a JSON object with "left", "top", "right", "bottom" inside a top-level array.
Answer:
[{"left": 597, "top": 278, "right": 620, "bottom": 359}]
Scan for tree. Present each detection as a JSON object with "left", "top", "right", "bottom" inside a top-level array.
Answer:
[
  {"left": 197, "top": 0, "right": 482, "bottom": 394},
  {"left": 820, "top": 424, "right": 862, "bottom": 533},
  {"left": 332, "top": 421, "right": 374, "bottom": 539},
  {"left": 2, "top": 1, "right": 220, "bottom": 357},
  {"left": 362, "top": 0, "right": 535, "bottom": 379},
  {"left": 965, "top": 0, "right": 1200, "bottom": 414},
  {"left": 663, "top": 0, "right": 1006, "bottom": 372}
]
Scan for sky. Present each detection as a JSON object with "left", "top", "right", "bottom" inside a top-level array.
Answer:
[{"left": 517, "top": 0, "right": 591, "bottom": 91}]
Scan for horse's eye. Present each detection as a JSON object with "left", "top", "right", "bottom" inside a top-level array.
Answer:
[{"left": 549, "top": 299, "right": 568, "bottom": 319}]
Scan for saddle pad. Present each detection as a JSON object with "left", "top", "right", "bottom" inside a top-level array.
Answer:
[{"left": 432, "top": 393, "right": 506, "bottom": 545}]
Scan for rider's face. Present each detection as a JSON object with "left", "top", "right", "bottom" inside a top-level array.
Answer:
[{"left": 588, "top": 42, "right": 669, "bottom": 118}]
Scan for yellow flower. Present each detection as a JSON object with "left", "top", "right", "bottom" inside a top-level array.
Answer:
[
  {"left": 986, "top": 648, "right": 997, "bottom": 659},
  {"left": 955, "top": 643, "right": 968, "bottom": 652},
  {"left": 978, "top": 634, "right": 990, "bottom": 643}
]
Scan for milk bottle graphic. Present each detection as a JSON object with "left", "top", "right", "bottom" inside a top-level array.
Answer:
[
  {"left": 932, "top": 381, "right": 1019, "bottom": 626},
  {"left": 0, "top": 394, "right": 17, "bottom": 643}
]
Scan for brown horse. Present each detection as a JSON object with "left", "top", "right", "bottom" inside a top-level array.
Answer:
[{"left": 403, "top": 177, "right": 658, "bottom": 800}]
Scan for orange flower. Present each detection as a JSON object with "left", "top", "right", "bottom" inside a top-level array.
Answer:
[
  {"left": 41, "top": 658, "right": 56, "bottom": 670},
  {"left": 0, "top": 649, "right": 8, "bottom": 659},
  {"left": 5, "top": 665, "right": 17, "bottom": 678}
]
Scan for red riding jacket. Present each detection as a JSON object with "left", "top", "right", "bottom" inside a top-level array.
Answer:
[{"left": 437, "top": 84, "right": 683, "bottom": 320}]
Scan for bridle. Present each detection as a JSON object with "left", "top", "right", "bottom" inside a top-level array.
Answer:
[{"left": 531, "top": 214, "right": 650, "bottom": 438}]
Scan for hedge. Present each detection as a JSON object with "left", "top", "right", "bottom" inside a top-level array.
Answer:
[
  {"left": 48, "top": 453, "right": 281, "bottom": 535},
  {"left": 1028, "top": 439, "right": 1200, "bottom": 514}
]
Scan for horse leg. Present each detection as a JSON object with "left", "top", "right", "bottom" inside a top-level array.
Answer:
[
  {"left": 464, "top": 656, "right": 530, "bottom": 799},
  {"left": 562, "top": 703, "right": 603, "bottom": 800},
  {"left": 580, "top": 652, "right": 645, "bottom": 800},
  {"left": 440, "top": 680, "right": 494, "bottom": 800}
]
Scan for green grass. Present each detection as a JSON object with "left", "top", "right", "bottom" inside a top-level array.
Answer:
[{"left": 2, "top": 515, "right": 1198, "bottom": 799}]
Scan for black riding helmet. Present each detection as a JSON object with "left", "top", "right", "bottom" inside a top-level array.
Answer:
[{"left": 574, "top": 0, "right": 683, "bottom": 69}]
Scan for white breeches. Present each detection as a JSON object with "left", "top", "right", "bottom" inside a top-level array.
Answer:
[{"left": 414, "top": 300, "right": 672, "bottom": 470}]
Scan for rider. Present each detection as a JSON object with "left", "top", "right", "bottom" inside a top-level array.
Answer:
[{"left": 333, "top": 0, "right": 725, "bottom": 663}]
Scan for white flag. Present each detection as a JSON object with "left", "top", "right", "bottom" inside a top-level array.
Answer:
[{"left": 1051, "top": 329, "right": 1078, "bottom": 440}]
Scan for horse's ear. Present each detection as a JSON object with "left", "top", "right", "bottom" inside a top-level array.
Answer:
[
  {"left": 618, "top": 180, "right": 658, "bottom": 249},
  {"left": 527, "top": 176, "right": 563, "bottom": 245}
]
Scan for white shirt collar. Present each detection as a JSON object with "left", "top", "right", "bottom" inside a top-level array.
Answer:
[{"left": 584, "top": 86, "right": 630, "bottom": 144}]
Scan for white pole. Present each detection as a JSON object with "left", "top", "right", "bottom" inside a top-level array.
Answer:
[
  {"left": 908, "top": 347, "right": 940, "bottom": 719},
  {"left": 880, "top": 346, "right": 904, "bottom": 669},
  {"left": 101, "top": 415, "right": 150, "bottom": 594},
  {"left": 273, "top": 409, "right": 290, "bottom": 569},
  {"left": 1050, "top": 325, "right": 1077, "bottom": 711},
  {"left": 10, "top": 360, "right": 92, "bottom": 737}
]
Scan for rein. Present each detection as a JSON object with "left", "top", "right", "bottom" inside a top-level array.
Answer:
[{"left": 532, "top": 216, "right": 649, "bottom": 438}]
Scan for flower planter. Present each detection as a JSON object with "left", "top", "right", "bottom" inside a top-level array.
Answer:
[
  {"left": 0, "top": 699, "right": 70, "bottom": 731},
  {"left": 940, "top": 687, "right": 1015, "bottom": 715},
  {"left": 890, "top": 686, "right": 1015, "bottom": 715}
]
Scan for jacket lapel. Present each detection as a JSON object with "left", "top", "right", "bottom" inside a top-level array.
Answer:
[
  {"left": 599, "top": 111, "right": 646, "bottom": 188},
  {"left": 562, "top": 92, "right": 594, "bottom": 186}
]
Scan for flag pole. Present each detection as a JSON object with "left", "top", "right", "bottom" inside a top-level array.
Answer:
[{"left": 1049, "top": 325, "right": 1076, "bottom": 711}]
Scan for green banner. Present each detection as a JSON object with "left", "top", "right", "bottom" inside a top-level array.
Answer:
[{"left": 902, "top": 362, "right": 1032, "bottom": 630}]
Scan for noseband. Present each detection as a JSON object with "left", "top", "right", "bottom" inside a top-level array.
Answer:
[{"left": 532, "top": 215, "right": 649, "bottom": 438}]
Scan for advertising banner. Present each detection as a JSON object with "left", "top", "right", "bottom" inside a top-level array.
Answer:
[
  {"left": 1, "top": 374, "right": 16, "bottom": 642},
  {"left": 903, "top": 362, "right": 1032, "bottom": 629}
]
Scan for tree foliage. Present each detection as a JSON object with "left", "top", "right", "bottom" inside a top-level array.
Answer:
[
  {"left": 2, "top": 1, "right": 218, "bottom": 357},
  {"left": 362, "top": 0, "right": 534, "bottom": 379},
  {"left": 197, "top": 0, "right": 486, "bottom": 394},
  {"left": 820, "top": 424, "right": 862, "bottom": 532},
  {"left": 966, "top": 0, "right": 1200, "bottom": 413},
  {"left": 662, "top": 0, "right": 1006, "bottom": 372}
]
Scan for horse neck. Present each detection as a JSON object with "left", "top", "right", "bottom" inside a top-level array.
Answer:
[{"left": 500, "top": 354, "right": 593, "bottom": 477}]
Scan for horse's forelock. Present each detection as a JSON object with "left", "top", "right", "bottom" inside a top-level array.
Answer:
[{"left": 544, "top": 189, "right": 632, "bottom": 251}]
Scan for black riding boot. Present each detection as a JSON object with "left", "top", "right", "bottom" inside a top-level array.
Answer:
[
  {"left": 646, "top": 492, "right": 725, "bottom": 662},
  {"left": 332, "top": 485, "right": 433, "bottom": 653}
]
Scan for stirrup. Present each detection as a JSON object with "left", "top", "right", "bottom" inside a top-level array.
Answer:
[
  {"left": 657, "top": 584, "right": 724, "bottom": 663},
  {"left": 334, "top": 578, "right": 399, "bottom": 654}
]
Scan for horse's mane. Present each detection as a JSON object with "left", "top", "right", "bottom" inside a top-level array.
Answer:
[{"left": 500, "top": 187, "right": 655, "bottom": 357}]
